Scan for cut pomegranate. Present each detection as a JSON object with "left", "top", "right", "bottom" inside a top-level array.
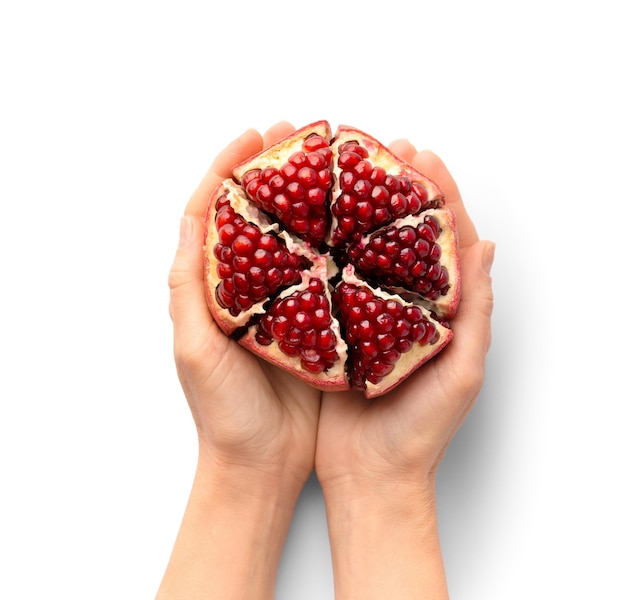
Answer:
[
  {"left": 233, "top": 121, "right": 334, "bottom": 246},
  {"left": 203, "top": 121, "right": 461, "bottom": 398},
  {"left": 329, "top": 125, "right": 443, "bottom": 246},
  {"left": 334, "top": 266, "right": 451, "bottom": 396},
  {"left": 347, "top": 209, "right": 460, "bottom": 319}
]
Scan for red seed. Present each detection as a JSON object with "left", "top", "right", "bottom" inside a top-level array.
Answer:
[
  {"left": 289, "top": 151, "right": 307, "bottom": 167},
  {"left": 317, "top": 329, "right": 336, "bottom": 350},
  {"left": 232, "top": 235, "right": 255, "bottom": 257},
  {"left": 218, "top": 223, "right": 237, "bottom": 245},
  {"left": 297, "top": 167, "right": 318, "bottom": 187}
]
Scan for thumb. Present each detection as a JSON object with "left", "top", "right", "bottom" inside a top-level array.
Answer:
[
  {"left": 448, "top": 240, "right": 495, "bottom": 380},
  {"left": 168, "top": 215, "right": 221, "bottom": 357}
]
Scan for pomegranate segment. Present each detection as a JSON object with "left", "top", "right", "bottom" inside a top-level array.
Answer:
[
  {"left": 328, "top": 125, "right": 444, "bottom": 247},
  {"left": 239, "top": 271, "right": 350, "bottom": 392},
  {"left": 204, "top": 121, "right": 461, "bottom": 398},
  {"left": 233, "top": 121, "right": 334, "bottom": 245},
  {"left": 333, "top": 277, "right": 451, "bottom": 393},
  {"left": 255, "top": 277, "right": 342, "bottom": 375},
  {"left": 212, "top": 192, "right": 311, "bottom": 318},
  {"left": 346, "top": 208, "right": 460, "bottom": 319}
]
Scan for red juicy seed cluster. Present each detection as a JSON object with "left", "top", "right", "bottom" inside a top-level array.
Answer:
[
  {"left": 212, "top": 195, "right": 308, "bottom": 316},
  {"left": 348, "top": 215, "right": 450, "bottom": 300},
  {"left": 333, "top": 282, "right": 440, "bottom": 389},
  {"left": 255, "top": 278, "right": 340, "bottom": 374},
  {"left": 332, "top": 141, "right": 431, "bottom": 245},
  {"left": 240, "top": 135, "right": 333, "bottom": 245}
]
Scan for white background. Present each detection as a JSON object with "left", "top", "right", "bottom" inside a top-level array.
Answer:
[{"left": 1, "top": 0, "right": 624, "bottom": 598}]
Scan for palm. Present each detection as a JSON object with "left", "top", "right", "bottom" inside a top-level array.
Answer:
[
  {"left": 172, "top": 271, "right": 320, "bottom": 484},
  {"left": 316, "top": 348, "right": 469, "bottom": 486}
]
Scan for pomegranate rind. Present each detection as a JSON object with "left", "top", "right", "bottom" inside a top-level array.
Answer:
[
  {"left": 340, "top": 265, "right": 453, "bottom": 399},
  {"left": 231, "top": 120, "right": 333, "bottom": 182},
  {"left": 238, "top": 271, "right": 350, "bottom": 392}
]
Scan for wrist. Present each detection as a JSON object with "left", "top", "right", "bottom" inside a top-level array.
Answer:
[
  {"left": 196, "top": 442, "right": 310, "bottom": 505},
  {"left": 319, "top": 464, "right": 437, "bottom": 510},
  {"left": 157, "top": 450, "right": 304, "bottom": 600},
  {"left": 321, "top": 478, "right": 447, "bottom": 600},
  {"left": 322, "top": 475, "right": 438, "bottom": 531}
]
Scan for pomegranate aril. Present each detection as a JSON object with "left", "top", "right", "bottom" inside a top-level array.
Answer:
[
  {"left": 232, "top": 256, "right": 251, "bottom": 273},
  {"left": 258, "top": 234, "right": 278, "bottom": 252},
  {"left": 279, "top": 341, "right": 300, "bottom": 357},
  {"left": 216, "top": 262, "right": 233, "bottom": 279},
  {"left": 235, "top": 294, "right": 253, "bottom": 311},
  {"left": 232, "top": 272, "right": 249, "bottom": 292},
  {"left": 297, "top": 167, "right": 318, "bottom": 187},
  {"left": 286, "top": 182, "right": 305, "bottom": 201},
  {"left": 417, "top": 222, "right": 437, "bottom": 243},
  {"left": 292, "top": 201, "right": 310, "bottom": 218},
  {"left": 269, "top": 173, "right": 286, "bottom": 191},
  {"left": 280, "top": 162, "right": 297, "bottom": 179},
  {"left": 241, "top": 170, "right": 261, "bottom": 188},
  {"left": 317, "top": 328, "right": 335, "bottom": 349},
  {"left": 356, "top": 201, "right": 374, "bottom": 221},
  {"left": 307, "top": 187, "right": 327, "bottom": 206},
  {"left": 371, "top": 186, "right": 389, "bottom": 205},
  {"left": 338, "top": 151, "right": 363, "bottom": 170},
  {"left": 317, "top": 168, "right": 332, "bottom": 188},
  {"left": 215, "top": 284, "right": 234, "bottom": 309},
  {"left": 232, "top": 235, "right": 255, "bottom": 257},
  {"left": 340, "top": 171, "right": 357, "bottom": 191},
  {"left": 302, "top": 329, "right": 317, "bottom": 347},
  {"left": 377, "top": 333, "right": 396, "bottom": 352},
  {"left": 302, "top": 359, "right": 326, "bottom": 374},
  {"left": 370, "top": 166, "right": 387, "bottom": 185},
  {"left": 256, "top": 331, "right": 273, "bottom": 346},
  {"left": 369, "top": 360, "right": 394, "bottom": 378},
  {"left": 218, "top": 223, "right": 237, "bottom": 245}
]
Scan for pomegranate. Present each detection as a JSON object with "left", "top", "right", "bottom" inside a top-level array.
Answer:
[{"left": 203, "top": 121, "right": 460, "bottom": 398}]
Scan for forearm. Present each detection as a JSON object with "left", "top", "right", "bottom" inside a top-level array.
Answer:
[
  {"left": 156, "top": 453, "right": 303, "bottom": 600},
  {"left": 323, "top": 481, "right": 448, "bottom": 600}
]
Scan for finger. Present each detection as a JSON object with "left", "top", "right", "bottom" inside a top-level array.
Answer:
[
  {"left": 263, "top": 120, "right": 295, "bottom": 147},
  {"left": 410, "top": 150, "right": 479, "bottom": 248},
  {"left": 433, "top": 239, "right": 495, "bottom": 448},
  {"left": 443, "top": 240, "right": 495, "bottom": 396},
  {"left": 184, "top": 128, "right": 265, "bottom": 218},
  {"left": 387, "top": 138, "right": 418, "bottom": 163},
  {"left": 168, "top": 215, "right": 227, "bottom": 359}
]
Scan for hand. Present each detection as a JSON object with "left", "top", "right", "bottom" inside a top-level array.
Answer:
[
  {"left": 157, "top": 122, "right": 321, "bottom": 600},
  {"left": 315, "top": 141, "right": 495, "bottom": 599},
  {"left": 168, "top": 121, "right": 321, "bottom": 489}
]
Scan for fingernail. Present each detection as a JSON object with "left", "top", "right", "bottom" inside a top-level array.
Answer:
[
  {"left": 482, "top": 242, "right": 495, "bottom": 275},
  {"left": 178, "top": 216, "right": 193, "bottom": 249}
]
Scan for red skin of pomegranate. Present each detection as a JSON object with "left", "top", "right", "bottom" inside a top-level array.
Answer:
[{"left": 203, "top": 121, "right": 461, "bottom": 398}]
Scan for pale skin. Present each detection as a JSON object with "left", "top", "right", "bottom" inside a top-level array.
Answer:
[{"left": 157, "top": 122, "right": 495, "bottom": 599}]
